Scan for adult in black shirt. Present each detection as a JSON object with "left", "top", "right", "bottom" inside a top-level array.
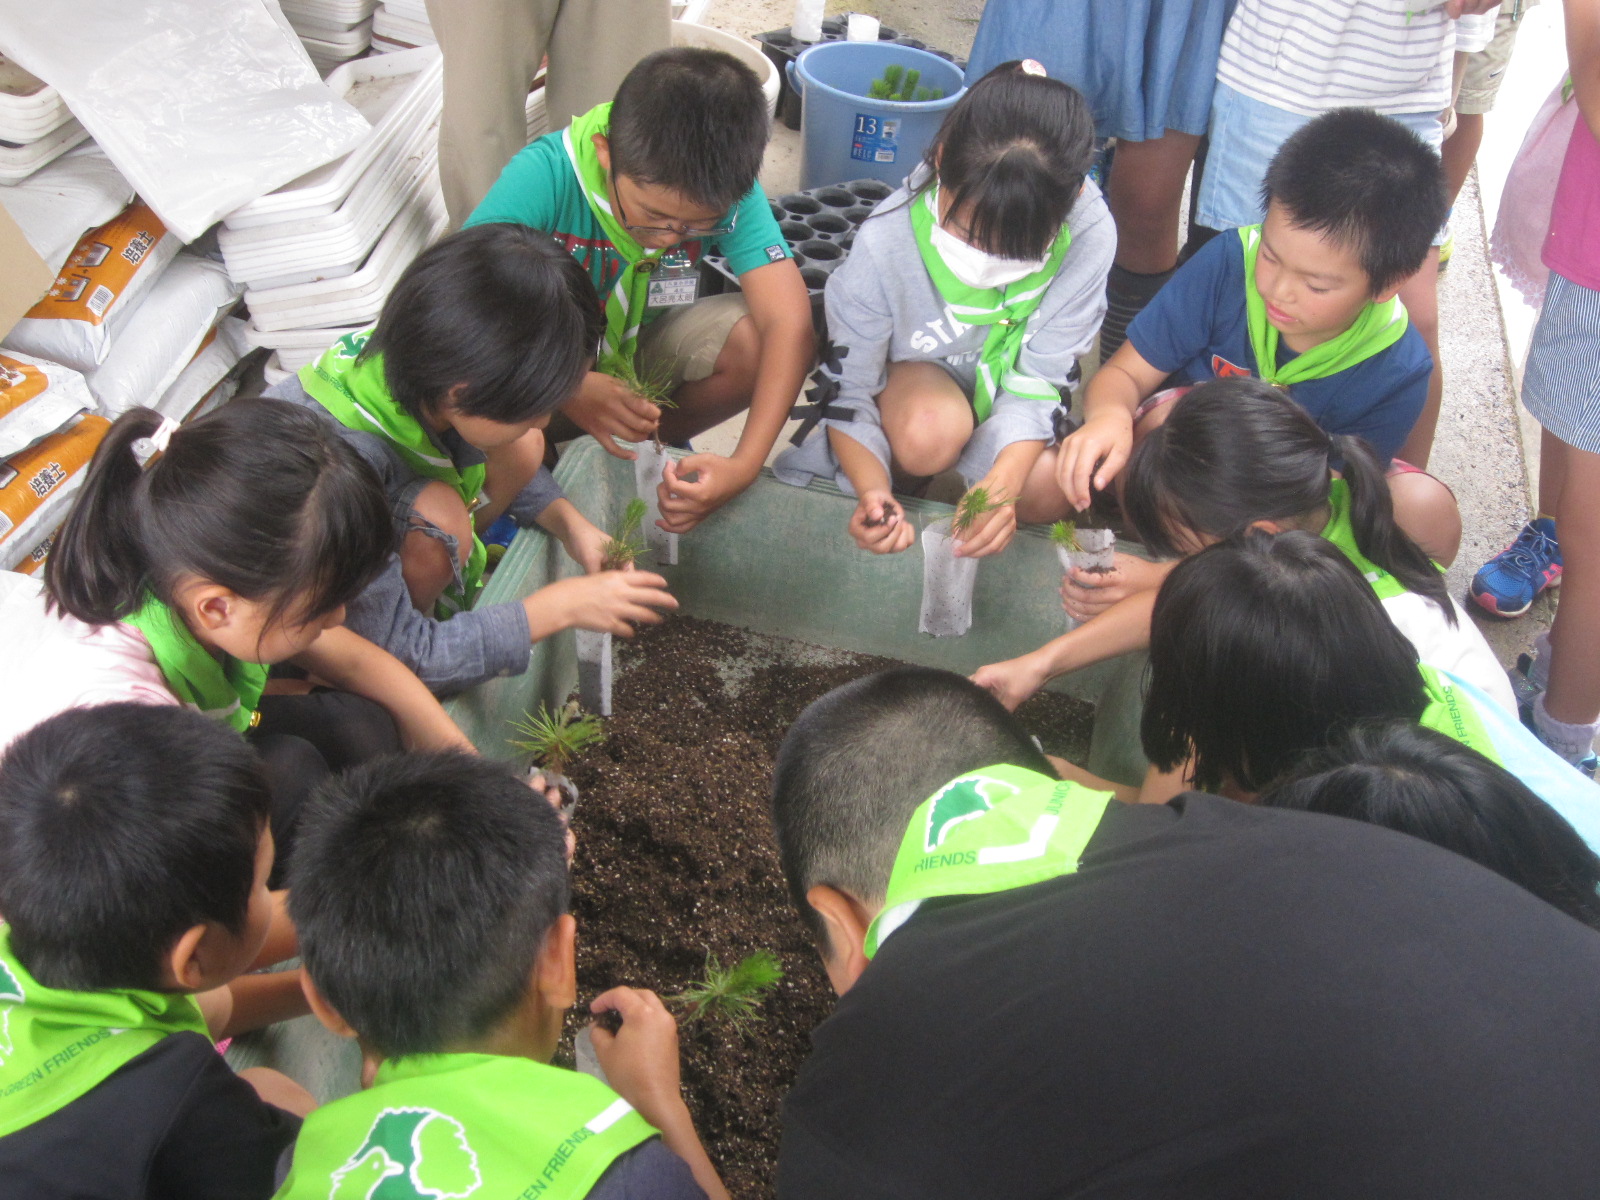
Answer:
[{"left": 771, "top": 668, "right": 1600, "bottom": 1199}]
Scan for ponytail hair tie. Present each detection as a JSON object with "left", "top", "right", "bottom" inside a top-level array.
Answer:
[
  {"left": 131, "top": 417, "right": 181, "bottom": 468},
  {"left": 1019, "top": 59, "right": 1047, "bottom": 77}
]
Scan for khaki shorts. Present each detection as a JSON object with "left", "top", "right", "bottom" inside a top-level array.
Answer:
[
  {"left": 635, "top": 292, "right": 750, "bottom": 388},
  {"left": 1458, "top": 0, "right": 1539, "bottom": 115}
]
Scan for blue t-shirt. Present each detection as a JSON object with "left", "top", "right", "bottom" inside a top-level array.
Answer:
[
  {"left": 1126, "top": 233, "right": 1433, "bottom": 461},
  {"left": 465, "top": 129, "right": 791, "bottom": 315}
]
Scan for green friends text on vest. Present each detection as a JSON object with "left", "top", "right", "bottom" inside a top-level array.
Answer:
[
  {"left": 274, "top": 1052, "right": 655, "bottom": 1200},
  {"left": 864, "top": 765, "right": 1114, "bottom": 958},
  {"left": 300, "top": 329, "right": 489, "bottom": 616},
  {"left": 0, "top": 926, "right": 209, "bottom": 1137}
]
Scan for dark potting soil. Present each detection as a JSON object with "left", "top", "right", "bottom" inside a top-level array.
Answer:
[{"left": 561, "top": 616, "right": 1093, "bottom": 1198}]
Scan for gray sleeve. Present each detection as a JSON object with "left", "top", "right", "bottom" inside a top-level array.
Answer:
[
  {"left": 262, "top": 375, "right": 417, "bottom": 501},
  {"left": 342, "top": 555, "right": 532, "bottom": 696},
  {"left": 584, "top": 1139, "right": 708, "bottom": 1200},
  {"left": 505, "top": 465, "right": 566, "bottom": 526}
]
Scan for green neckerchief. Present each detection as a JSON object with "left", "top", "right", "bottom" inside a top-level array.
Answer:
[
  {"left": 1238, "top": 224, "right": 1409, "bottom": 388},
  {"left": 0, "top": 926, "right": 208, "bottom": 1137},
  {"left": 1317, "top": 477, "right": 1446, "bottom": 605},
  {"left": 300, "top": 329, "right": 488, "bottom": 615},
  {"left": 123, "top": 594, "right": 269, "bottom": 733},
  {"left": 564, "top": 101, "right": 665, "bottom": 365},
  {"left": 864, "top": 764, "right": 1114, "bottom": 958},
  {"left": 1418, "top": 663, "right": 1499, "bottom": 763},
  {"left": 273, "top": 1052, "right": 655, "bottom": 1200},
  {"left": 909, "top": 183, "right": 1073, "bottom": 423}
]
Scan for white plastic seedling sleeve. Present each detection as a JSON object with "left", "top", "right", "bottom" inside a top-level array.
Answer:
[
  {"left": 920, "top": 517, "right": 978, "bottom": 638},
  {"left": 573, "top": 629, "right": 613, "bottom": 718},
  {"left": 634, "top": 441, "right": 679, "bottom": 567}
]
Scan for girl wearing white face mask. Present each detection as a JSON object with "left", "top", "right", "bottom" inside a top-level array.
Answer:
[{"left": 774, "top": 61, "right": 1116, "bottom": 558}]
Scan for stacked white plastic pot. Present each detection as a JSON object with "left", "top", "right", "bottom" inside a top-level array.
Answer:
[
  {"left": 371, "top": 0, "right": 434, "bottom": 53},
  {"left": 0, "top": 54, "right": 87, "bottom": 184},
  {"left": 222, "top": 48, "right": 447, "bottom": 375},
  {"left": 281, "top": 0, "right": 377, "bottom": 74}
]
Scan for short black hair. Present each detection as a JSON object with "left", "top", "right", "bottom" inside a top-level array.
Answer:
[
  {"left": 1142, "top": 530, "right": 1428, "bottom": 794},
  {"left": 771, "top": 667, "right": 1052, "bottom": 944},
  {"left": 289, "top": 752, "right": 570, "bottom": 1058},
  {"left": 921, "top": 61, "right": 1095, "bottom": 260},
  {"left": 365, "top": 223, "right": 602, "bottom": 425},
  {"left": 609, "top": 47, "right": 770, "bottom": 212},
  {"left": 1265, "top": 722, "right": 1600, "bottom": 929},
  {"left": 1123, "top": 378, "right": 1453, "bottom": 621},
  {"left": 1261, "top": 107, "right": 1448, "bottom": 294},
  {"left": 0, "top": 704, "right": 271, "bottom": 991}
]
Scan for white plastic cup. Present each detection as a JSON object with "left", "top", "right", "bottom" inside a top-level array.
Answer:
[
  {"left": 1070, "top": 527, "right": 1116, "bottom": 574},
  {"left": 574, "top": 629, "right": 613, "bottom": 717},
  {"left": 792, "top": 0, "right": 825, "bottom": 41},
  {"left": 920, "top": 517, "right": 979, "bottom": 637},
  {"left": 846, "top": 12, "right": 880, "bottom": 41},
  {"left": 574, "top": 1027, "right": 610, "bottom": 1084},
  {"left": 633, "top": 442, "right": 679, "bottom": 566}
]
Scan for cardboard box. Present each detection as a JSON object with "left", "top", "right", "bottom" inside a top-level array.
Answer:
[{"left": 0, "top": 204, "right": 54, "bottom": 342}]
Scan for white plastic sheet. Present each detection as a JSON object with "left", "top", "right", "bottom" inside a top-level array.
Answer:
[{"left": 0, "top": 0, "right": 370, "bottom": 242}]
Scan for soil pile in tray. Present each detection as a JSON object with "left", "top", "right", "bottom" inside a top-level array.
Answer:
[{"left": 561, "top": 616, "right": 1093, "bottom": 1198}]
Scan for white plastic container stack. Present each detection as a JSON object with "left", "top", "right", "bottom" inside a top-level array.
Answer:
[
  {"left": 221, "top": 48, "right": 447, "bottom": 373},
  {"left": 372, "top": 0, "right": 434, "bottom": 53},
  {"left": 0, "top": 53, "right": 88, "bottom": 184},
  {"left": 281, "top": 0, "right": 377, "bottom": 73}
]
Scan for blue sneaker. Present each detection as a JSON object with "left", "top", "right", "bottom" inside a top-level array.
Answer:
[{"left": 1470, "top": 517, "right": 1562, "bottom": 618}]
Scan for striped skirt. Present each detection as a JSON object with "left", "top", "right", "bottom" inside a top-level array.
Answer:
[{"left": 1524, "top": 270, "right": 1600, "bottom": 454}]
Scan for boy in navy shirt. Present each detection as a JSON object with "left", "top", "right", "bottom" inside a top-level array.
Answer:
[{"left": 1058, "top": 110, "right": 1458, "bottom": 572}]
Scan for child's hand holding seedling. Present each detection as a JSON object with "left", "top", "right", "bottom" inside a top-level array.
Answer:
[
  {"left": 951, "top": 483, "right": 1019, "bottom": 558},
  {"left": 1060, "top": 554, "right": 1176, "bottom": 621},
  {"left": 849, "top": 490, "right": 913, "bottom": 554},
  {"left": 589, "top": 987, "right": 731, "bottom": 1200},
  {"left": 569, "top": 372, "right": 663, "bottom": 459},
  {"left": 520, "top": 569, "right": 678, "bottom": 641}
]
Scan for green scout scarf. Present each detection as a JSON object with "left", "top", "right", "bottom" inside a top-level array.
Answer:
[
  {"left": 274, "top": 1052, "right": 655, "bottom": 1200},
  {"left": 1418, "top": 663, "right": 1500, "bottom": 764},
  {"left": 864, "top": 764, "right": 1114, "bottom": 958},
  {"left": 301, "top": 329, "right": 488, "bottom": 616},
  {"left": 1317, "top": 478, "right": 1446, "bottom": 604},
  {"left": 1239, "top": 224, "right": 1409, "bottom": 388},
  {"left": 910, "top": 183, "right": 1074, "bottom": 423},
  {"left": 0, "top": 926, "right": 208, "bottom": 1137},
  {"left": 124, "top": 594, "right": 269, "bottom": 733},
  {"left": 564, "top": 102, "right": 667, "bottom": 365}
]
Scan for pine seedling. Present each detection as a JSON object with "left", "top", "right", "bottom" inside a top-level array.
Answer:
[
  {"left": 600, "top": 497, "right": 649, "bottom": 571},
  {"left": 599, "top": 353, "right": 678, "bottom": 409},
  {"left": 509, "top": 700, "right": 604, "bottom": 774},
  {"left": 951, "top": 484, "right": 1016, "bottom": 537},
  {"left": 882, "top": 63, "right": 904, "bottom": 94},
  {"left": 669, "top": 950, "right": 784, "bottom": 1030},
  {"left": 1049, "top": 519, "right": 1080, "bottom": 552},
  {"left": 899, "top": 68, "right": 921, "bottom": 99}
]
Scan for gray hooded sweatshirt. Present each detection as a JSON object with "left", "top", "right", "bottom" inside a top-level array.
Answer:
[{"left": 773, "top": 169, "right": 1115, "bottom": 492}]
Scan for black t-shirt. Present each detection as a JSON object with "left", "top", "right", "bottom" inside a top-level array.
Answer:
[
  {"left": 0, "top": 1031, "right": 300, "bottom": 1200},
  {"left": 779, "top": 794, "right": 1600, "bottom": 1199}
]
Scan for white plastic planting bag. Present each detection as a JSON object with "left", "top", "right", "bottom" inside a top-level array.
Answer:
[
  {"left": 0, "top": 0, "right": 370, "bottom": 243},
  {"left": 0, "top": 146, "right": 133, "bottom": 276},
  {"left": 154, "top": 315, "right": 248, "bottom": 422},
  {"left": 920, "top": 517, "right": 978, "bottom": 638},
  {"left": 574, "top": 629, "right": 614, "bottom": 717},
  {"left": 0, "top": 349, "right": 92, "bottom": 461},
  {"left": 85, "top": 254, "right": 241, "bottom": 417},
  {"left": 633, "top": 441, "right": 679, "bottom": 566},
  {"left": 2, "top": 201, "right": 180, "bottom": 374}
]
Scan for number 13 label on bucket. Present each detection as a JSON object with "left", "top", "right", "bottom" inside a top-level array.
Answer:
[{"left": 851, "top": 114, "right": 900, "bottom": 164}]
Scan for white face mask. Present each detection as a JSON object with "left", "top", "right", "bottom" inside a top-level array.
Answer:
[{"left": 928, "top": 218, "right": 1051, "bottom": 289}]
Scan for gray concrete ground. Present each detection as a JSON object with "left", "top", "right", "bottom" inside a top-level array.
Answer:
[{"left": 694, "top": 0, "right": 1552, "bottom": 671}]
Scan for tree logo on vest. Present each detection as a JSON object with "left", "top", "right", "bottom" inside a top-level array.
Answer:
[
  {"left": 331, "top": 329, "right": 370, "bottom": 361},
  {"left": 0, "top": 959, "right": 22, "bottom": 1064},
  {"left": 330, "top": 1107, "right": 481, "bottom": 1200},
  {"left": 923, "top": 775, "right": 1020, "bottom": 853}
]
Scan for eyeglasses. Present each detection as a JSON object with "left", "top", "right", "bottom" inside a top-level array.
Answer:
[{"left": 611, "top": 175, "right": 736, "bottom": 240}]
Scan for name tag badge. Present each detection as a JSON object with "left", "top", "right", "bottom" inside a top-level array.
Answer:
[{"left": 646, "top": 267, "right": 700, "bottom": 310}]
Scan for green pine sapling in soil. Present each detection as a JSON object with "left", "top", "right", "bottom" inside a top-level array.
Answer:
[
  {"left": 600, "top": 497, "right": 649, "bottom": 572},
  {"left": 668, "top": 950, "right": 784, "bottom": 1030},
  {"left": 867, "top": 62, "right": 944, "bottom": 102},
  {"left": 509, "top": 700, "right": 605, "bottom": 775},
  {"left": 1053, "top": 516, "right": 1116, "bottom": 575},
  {"left": 951, "top": 484, "right": 1016, "bottom": 539}
]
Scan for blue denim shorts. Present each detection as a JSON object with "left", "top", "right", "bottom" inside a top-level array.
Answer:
[{"left": 1197, "top": 83, "right": 1447, "bottom": 244}]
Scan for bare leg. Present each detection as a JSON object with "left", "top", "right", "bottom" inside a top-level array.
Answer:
[
  {"left": 657, "top": 316, "right": 761, "bottom": 444},
  {"left": 477, "top": 426, "right": 546, "bottom": 528},
  {"left": 1441, "top": 112, "right": 1485, "bottom": 209},
  {"left": 1106, "top": 132, "right": 1204, "bottom": 275},
  {"left": 877, "top": 361, "right": 974, "bottom": 478},
  {"left": 400, "top": 482, "right": 472, "bottom": 614},
  {"left": 238, "top": 1067, "right": 317, "bottom": 1118},
  {"left": 1017, "top": 445, "right": 1073, "bottom": 525},
  {"left": 1388, "top": 469, "right": 1462, "bottom": 567},
  {"left": 1395, "top": 251, "right": 1443, "bottom": 468},
  {"left": 222, "top": 970, "right": 312, "bottom": 1038},
  {"left": 1544, "top": 441, "right": 1600, "bottom": 727}
]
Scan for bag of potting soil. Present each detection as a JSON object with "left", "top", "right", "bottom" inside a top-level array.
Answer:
[
  {"left": 0, "top": 413, "right": 110, "bottom": 572},
  {"left": 152, "top": 316, "right": 248, "bottom": 423},
  {"left": 2, "top": 201, "right": 181, "bottom": 374},
  {"left": 0, "top": 349, "right": 92, "bottom": 461},
  {"left": 9, "top": 526, "right": 58, "bottom": 577},
  {"left": 84, "top": 254, "right": 242, "bottom": 417}
]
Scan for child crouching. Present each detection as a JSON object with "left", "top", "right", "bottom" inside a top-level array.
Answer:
[
  {"left": 0, "top": 704, "right": 311, "bottom": 1198},
  {"left": 279, "top": 752, "right": 726, "bottom": 1200}
]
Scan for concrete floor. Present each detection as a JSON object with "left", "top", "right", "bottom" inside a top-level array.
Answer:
[{"left": 693, "top": 0, "right": 1555, "bottom": 671}]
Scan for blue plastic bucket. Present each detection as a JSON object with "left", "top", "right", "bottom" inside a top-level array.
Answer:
[{"left": 788, "top": 41, "right": 966, "bottom": 192}]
